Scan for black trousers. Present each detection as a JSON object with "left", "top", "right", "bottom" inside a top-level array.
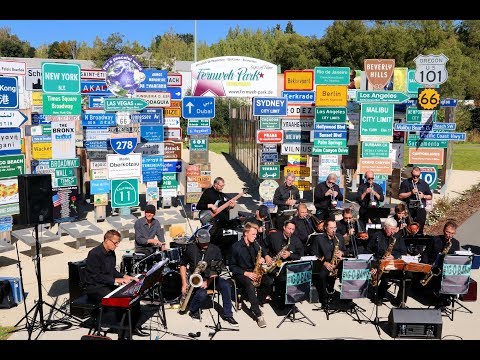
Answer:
[
  {"left": 312, "top": 266, "right": 337, "bottom": 304},
  {"left": 409, "top": 207, "right": 427, "bottom": 234},
  {"left": 233, "top": 274, "right": 273, "bottom": 318}
]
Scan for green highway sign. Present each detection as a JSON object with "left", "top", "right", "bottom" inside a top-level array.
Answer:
[
  {"left": 361, "top": 142, "right": 390, "bottom": 158},
  {"left": 190, "top": 137, "right": 208, "bottom": 151},
  {"left": 314, "top": 67, "right": 350, "bottom": 85},
  {"left": 406, "top": 108, "right": 437, "bottom": 123},
  {"left": 53, "top": 177, "right": 78, "bottom": 188},
  {"left": 188, "top": 119, "right": 210, "bottom": 127},
  {"left": 55, "top": 168, "right": 76, "bottom": 178},
  {"left": 407, "top": 135, "right": 448, "bottom": 148},
  {"left": 312, "top": 147, "right": 349, "bottom": 155},
  {"left": 42, "top": 62, "right": 81, "bottom": 94},
  {"left": 42, "top": 94, "right": 81, "bottom": 115},
  {"left": 159, "top": 172, "right": 178, "bottom": 190},
  {"left": 360, "top": 103, "right": 394, "bottom": 137},
  {"left": 111, "top": 178, "right": 139, "bottom": 208},
  {"left": 259, "top": 117, "right": 281, "bottom": 129},
  {"left": 0, "top": 154, "right": 25, "bottom": 178},
  {"left": 48, "top": 158, "right": 80, "bottom": 168},
  {"left": 314, "top": 107, "right": 347, "bottom": 123},
  {"left": 356, "top": 91, "right": 410, "bottom": 103},
  {"left": 104, "top": 98, "right": 148, "bottom": 111},
  {"left": 259, "top": 165, "right": 280, "bottom": 179},
  {"left": 313, "top": 139, "right": 347, "bottom": 147}
]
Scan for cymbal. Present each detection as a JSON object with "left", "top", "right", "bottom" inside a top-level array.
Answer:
[{"left": 172, "top": 236, "right": 190, "bottom": 245}]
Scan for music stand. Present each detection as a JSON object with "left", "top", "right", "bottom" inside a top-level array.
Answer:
[
  {"left": 277, "top": 261, "right": 315, "bottom": 328},
  {"left": 205, "top": 260, "right": 238, "bottom": 339},
  {"left": 439, "top": 254, "right": 473, "bottom": 321},
  {"left": 336, "top": 259, "right": 369, "bottom": 323}
]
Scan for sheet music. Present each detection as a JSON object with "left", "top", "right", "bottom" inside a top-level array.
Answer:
[
  {"left": 357, "top": 254, "right": 374, "bottom": 261},
  {"left": 401, "top": 255, "right": 420, "bottom": 263},
  {"left": 146, "top": 259, "right": 169, "bottom": 276},
  {"left": 455, "top": 250, "right": 473, "bottom": 256},
  {"left": 300, "top": 256, "right": 318, "bottom": 261}
]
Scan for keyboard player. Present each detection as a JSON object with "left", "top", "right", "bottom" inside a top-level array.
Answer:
[{"left": 85, "top": 229, "right": 149, "bottom": 337}]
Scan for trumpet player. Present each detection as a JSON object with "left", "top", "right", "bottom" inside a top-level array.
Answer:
[
  {"left": 314, "top": 173, "right": 344, "bottom": 221},
  {"left": 179, "top": 229, "right": 238, "bottom": 326},
  {"left": 399, "top": 167, "right": 432, "bottom": 234},
  {"left": 357, "top": 171, "right": 384, "bottom": 226},
  {"left": 273, "top": 173, "right": 300, "bottom": 230}
]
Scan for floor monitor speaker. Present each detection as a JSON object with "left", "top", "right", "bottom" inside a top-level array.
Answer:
[{"left": 17, "top": 174, "right": 53, "bottom": 225}]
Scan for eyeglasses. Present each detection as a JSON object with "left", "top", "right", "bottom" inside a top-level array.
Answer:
[
  {"left": 412, "top": 175, "right": 420, "bottom": 178},
  {"left": 108, "top": 239, "right": 121, "bottom": 246}
]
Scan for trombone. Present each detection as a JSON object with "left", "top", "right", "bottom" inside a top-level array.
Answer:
[{"left": 288, "top": 190, "right": 293, "bottom": 210}]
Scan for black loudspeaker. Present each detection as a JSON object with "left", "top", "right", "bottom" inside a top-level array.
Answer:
[
  {"left": 388, "top": 308, "right": 443, "bottom": 339},
  {"left": 68, "top": 259, "right": 88, "bottom": 317},
  {"left": 17, "top": 174, "right": 53, "bottom": 225}
]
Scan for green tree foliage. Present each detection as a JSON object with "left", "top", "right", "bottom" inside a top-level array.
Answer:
[
  {"left": 285, "top": 21, "right": 295, "bottom": 34},
  {"left": 0, "top": 27, "right": 34, "bottom": 57}
]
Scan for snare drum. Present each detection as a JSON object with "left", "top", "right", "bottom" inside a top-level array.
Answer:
[
  {"left": 120, "top": 252, "right": 146, "bottom": 275},
  {"left": 161, "top": 269, "right": 182, "bottom": 303}
]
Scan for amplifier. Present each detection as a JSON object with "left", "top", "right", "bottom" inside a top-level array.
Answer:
[
  {"left": 460, "top": 279, "right": 477, "bottom": 301},
  {"left": 388, "top": 308, "right": 442, "bottom": 339}
]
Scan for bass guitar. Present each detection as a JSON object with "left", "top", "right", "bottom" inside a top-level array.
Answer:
[{"left": 199, "top": 191, "right": 245, "bottom": 225}]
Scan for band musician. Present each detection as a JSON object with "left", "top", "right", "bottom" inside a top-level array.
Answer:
[
  {"left": 420, "top": 220, "right": 461, "bottom": 308},
  {"left": 272, "top": 173, "right": 300, "bottom": 230},
  {"left": 229, "top": 222, "right": 273, "bottom": 328},
  {"left": 179, "top": 229, "right": 238, "bottom": 326},
  {"left": 391, "top": 203, "right": 411, "bottom": 237},
  {"left": 134, "top": 204, "right": 166, "bottom": 257},
  {"left": 313, "top": 173, "right": 343, "bottom": 221},
  {"left": 336, "top": 208, "right": 367, "bottom": 256},
  {"left": 367, "top": 218, "right": 408, "bottom": 307},
  {"left": 291, "top": 203, "right": 321, "bottom": 249},
  {"left": 85, "top": 229, "right": 148, "bottom": 338},
  {"left": 243, "top": 204, "right": 273, "bottom": 248},
  {"left": 356, "top": 171, "right": 384, "bottom": 226},
  {"left": 399, "top": 167, "right": 432, "bottom": 235},
  {"left": 309, "top": 219, "right": 346, "bottom": 307}
]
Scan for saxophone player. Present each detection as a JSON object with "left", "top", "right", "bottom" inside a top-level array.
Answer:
[
  {"left": 309, "top": 219, "right": 346, "bottom": 307},
  {"left": 230, "top": 222, "right": 273, "bottom": 328},
  {"left": 179, "top": 229, "right": 238, "bottom": 326},
  {"left": 357, "top": 171, "right": 384, "bottom": 226},
  {"left": 399, "top": 167, "right": 433, "bottom": 235},
  {"left": 420, "top": 220, "right": 460, "bottom": 308},
  {"left": 367, "top": 218, "right": 408, "bottom": 306}
]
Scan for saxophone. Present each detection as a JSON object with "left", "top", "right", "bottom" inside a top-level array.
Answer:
[
  {"left": 371, "top": 235, "right": 396, "bottom": 287},
  {"left": 329, "top": 235, "right": 341, "bottom": 277},
  {"left": 252, "top": 244, "right": 264, "bottom": 288},
  {"left": 420, "top": 240, "right": 452, "bottom": 286},
  {"left": 265, "top": 237, "right": 291, "bottom": 274},
  {"left": 179, "top": 260, "right": 208, "bottom": 312}
]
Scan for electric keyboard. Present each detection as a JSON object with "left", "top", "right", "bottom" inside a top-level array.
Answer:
[{"left": 101, "top": 274, "right": 146, "bottom": 308}]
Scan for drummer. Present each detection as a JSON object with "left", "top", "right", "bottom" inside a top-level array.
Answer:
[{"left": 134, "top": 204, "right": 166, "bottom": 258}]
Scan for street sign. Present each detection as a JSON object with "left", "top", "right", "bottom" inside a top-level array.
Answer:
[
  {"left": 187, "top": 127, "right": 211, "bottom": 136},
  {"left": 81, "top": 81, "right": 112, "bottom": 96},
  {"left": 412, "top": 132, "right": 466, "bottom": 141},
  {"left": 130, "top": 112, "right": 163, "bottom": 124},
  {"left": 81, "top": 69, "right": 106, "bottom": 80},
  {"left": 0, "top": 77, "right": 19, "bottom": 109},
  {"left": 315, "top": 85, "right": 347, "bottom": 107},
  {"left": 138, "top": 69, "right": 167, "bottom": 91},
  {"left": 42, "top": 62, "right": 81, "bottom": 94},
  {"left": 140, "top": 125, "right": 164, "bottom": 143},
  {"left": 314, "top": 107, "right": 347, "bottom": 123},
  {"left": 417, "top": 88, "right": 441, "bottom": 110},
  {"left": 0, "top": 154, "right": 25, "bottom": 178},
  {"left": 0, "top": 60, "right": 26, "bottom": 76},
  {"left": 281, "top": 91, "right": 315, "bottom": 103},
  {"left": 313, "top": 123, "right": 347, "bottom": 131},
  {"left": 314, "top": 67, "right": 350, "bottom": 85},
  {"left": 167, "top": 73, "right": 182, "bottom": 86},
  {"left": 163, "top": 141, "right": 182, "bottom": 159},
  {"left": 312, "top": 146, "right": 348, "bottom": 155},
  {"left": 360, "top": 103, "right": 394, "bottom": 137},
  {"left": 26, "top": 68, "right": 42, "bottom": 91},
  {"left": 81, "top": 113, "right": 116, "bottom": 127},
  {"left": 284, "top": 131, "right": 311, "bottom": 143},
  {"left": 356, "top": 91, "right": 409, "bottom": 103},
  {"left": 0, "top": 110, "right": 27, "bottom": 128},
  {"left": 188, "top": 119, "right": 210, "bottom": 127},
  {"left": 256, "top": 130, "right": 284, "bottom": 144},
  {"left": 313, "top": 138, "right": 347, "bottom": 147},
  {"left": 166, "top": 87, "right": 182, "bottom": 100},
  {"left": 259, "top": 117, "right": 281, "bottom": 129},
  {"left": 253, "top": 97, "right": 287, "bottom": 117},
  {"left": 163, "top": 160, "right": 182, "bottom": 173},
  {"left": 110, "top": 137, "right": 137, "bottom": 155},
  {"left": 142, "top": 155, "right": 164, "bottom": 182},
  {"left": 414, "top": 54, "right": 449, "bottom": 86},
  {"left": 417, "top": 165, "right": 438, "bottom": 189},
  {"left": 136, "top": 92, "right": 171, "bottom": 108},
  {"left": 406, "top": 108, "right": 437, "bottom": 123},
  {"left": 283, "top": 70, "right": 314, "bottom": 90},
  {"left": 284, "top": 166, "right": 310, "bottom": 177},
  {"left": 111, "top": 178, "right": 139, "bottom": 208},
  {"left": 164, "top": 127, "right": 182, "bottom": 141},
  {"left": 364, "top": 59, "right": 395, "bottom": 89},
  {"left": 407, "top": 134, "right": 448, "bottom": 149},
  {"left": 190, "top": 137, "right": 208, "bottom": 151},
  {"left": 394, "top": 123, "right": 433, "bottom": 132},
  {"left": 104, "top": 98, "right": 148, "bottom": 111},
  {"left": 164, "top": 107, "right": 181, "bottom": 117},
  {"left": 260, "top": 152, "right": 278, "bottom": 163},
  {"left": 183, "top": 96, "right": 215, "bottom": 119},
  {"left": 42, "top": 94, "right": 82, "bottom": 115},
  {"left": 259, "top": 165, "right": 280, "bottom": 179},
  {"left": 286, "top": 103, "right": 314, "bottom": 119},
  {"left": 409, "top": 148, "right": 444, "bottom": 165},
  {"left": 361, "top": 142, "right": 390, "bottom": 158}
]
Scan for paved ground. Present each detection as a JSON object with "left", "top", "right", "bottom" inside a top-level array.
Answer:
[{"left": 1, "top": 150, "right": 479, "bottom": 341}]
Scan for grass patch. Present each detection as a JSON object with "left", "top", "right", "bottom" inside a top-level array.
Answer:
[
  {"left": 452, "top": 143, "right": 480, "bottom": 170},
  {"left": 209, "top": 142, "right": 229, "bottom": 154},
  {"left": 0, "top": 326, "right": 15, "bottom": 340}
]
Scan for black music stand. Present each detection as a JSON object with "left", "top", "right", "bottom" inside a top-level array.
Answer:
[
  {"left": 277, "top": 261, "right": 315, "bottom": 328},
  {"left": 204, "top": 260, "right": 238, "bottom": 339},
  {"left": 14, "top": 223, "right": 82, "bottom": 339}
]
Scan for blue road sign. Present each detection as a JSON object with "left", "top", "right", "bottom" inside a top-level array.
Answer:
[
  {"left": 81, "top": 81, "right": 112, "bottom": 96},
  {"left": 166, "top": 86, "right": 182, "bottom": 100},
  {"left": 82, "top": 113, "right": 116, "bottom": 127},
  {"left": 90, "top": 179, "right": 111, "bottom": 194},
  {"left": 394, "top": 123, "right": 433, "bottom": 132},
  {"left": 253, "top": 97, "right": 287, "bottom": 116},
  {"left": 84, "top": 140, "right": 108, "bottom": 149},
  {"left": 312, "top": 130, "right": 347, "bottom": 139},
  {"left": 110, "top": 137, "right": 138, "bottom": 155},
  {"left": 182, "top": 96, "right": 215, "bottom": 119},
  {"left": 163, "top": 160, "right": 182, "bottom": 173},
  {"left": 142, "top": 155, "right": 164, "bottom": 182},
  {"left": 187, "top": 126, "right": 211, "bottom": 135},
  {"left": 0, "top": 77, "right": 18, "bottom": 109},
  {"left": 313, "top": 123, "right": 347, "bottom": 131},
  {"left": 260, "top": 152, "right": 278, "bottom": 163},
  {"left": 88, "top": 95, "right": 112, "bottom": 109},
  {"left": 31, "top": 113, "right": 48, "bottom": 125},
  {"left": 417, "top": 132, "right": 466, "bottom": 141},
  {"left": 440, "top": 99, "right": 457, "bottom": 107},
  {"left": 130, "top": 112, "right": 163, "bottom": 124},
  {"left": 284, "top": 130, "right": 311, "bottom": 143},
  {"left": 281, "top": 91, "right": 315, "bottom": 103},
  {"left": 140, "top": 125, "right": 164, "bottom": 143},
  {"left": 432, "top": 123, "right": 456, "bottom": 131},
  {"left": 138, "top": 69, "right": 168, "bottom": 91}
]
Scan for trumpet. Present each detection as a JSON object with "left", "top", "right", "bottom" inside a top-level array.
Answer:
[
  {"left": 288, "top": 190, "right": 293, "bottom": 210},
  {"left": 412, "top": 180, "right": 425, "bottom": 209},
  {"left": 369, "top": 183, "right": 377, "bottom": 208},
  {"left": 328, "top": 184, "right": 337, "bottom": 208}
]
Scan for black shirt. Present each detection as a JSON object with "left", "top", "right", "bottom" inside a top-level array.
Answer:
[
  {"left": 85, "top": 244, "right": 123, "bottom": 291},
  {"left": 273, "top": 183, "right": 300, "bottom": 212},
  {"left": 265, "top": 230, "right": 304, "bottom": 261},
  {"left": 313, "top": 181, "right": 344, "bottom": 210},
  {"left": 197, "top": 186, "right": 231, "bottom": 223},
  {"left": 310, "top": 233, "right": 346, "bottom": 262},
  {"left": 399, "top": 178, "right": 432, "bottom": 208},
  {"left": 291, "top": 215, "right": 316, "bottom": 246},
  {"left": 367, "top": 231, "right": 407, "bottom": 259},
  {"left": 421, "top": 235, "right": 460, "bottom": 265},
  {"left": 230, "top": 240, "right": 267, "bottom": 276},
  {"left": 357, "top": 182, "right": 385, "bottom": 209},
  {"left": 179, "top": 242, "right": 223, "bottom": 278}
]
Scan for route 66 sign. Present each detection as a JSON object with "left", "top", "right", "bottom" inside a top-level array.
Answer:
[{"left": 413, "top": 54, "right": 449, "bottom": 86}]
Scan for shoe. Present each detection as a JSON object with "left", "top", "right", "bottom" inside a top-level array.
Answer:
[
  {"left": 224, "top": 316, "right": 239, "bottom": 327},
  {"left": 132, "top": 327, "right": 149, "bottom": 337},
  {"left": 189, "top": 311, "right": 201, "bottom": 321},
  {"left": 256, "top": 315, "right": 267, "bottom": 328}
]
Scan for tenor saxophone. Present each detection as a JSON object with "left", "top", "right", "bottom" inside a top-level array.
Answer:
[
  {"left": 420, "top": 240, "right": 452, "bottom": 286},
  {"left": 252, "top": 244, "right": 264, "bottom": 288},
  {"left": 371, "top": 235, "right": 396, "bottom": 287},
  {"left": 329, "top": 235, "right": 341, "bottom": 277},
  {"left": 265, "top": 237, "right": 291, "bottom": 273}
]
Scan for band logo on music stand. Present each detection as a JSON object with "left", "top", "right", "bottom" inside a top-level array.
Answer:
[{"left": 277, "top": 261, "right": 315, "bottom": 328}]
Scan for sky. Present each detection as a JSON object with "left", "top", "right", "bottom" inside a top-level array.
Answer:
[{"left": 0, "top": 20, "right": 333, "bottom": 48}]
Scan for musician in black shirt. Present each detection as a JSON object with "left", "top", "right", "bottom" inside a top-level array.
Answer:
[
  {"left": 356, "top": 171, "right": 384, "bottom": 225},
  {"left": 179, "top": 229, "right": 238, "bottom": 326},
  {"left": 291, "top": 203, "right": 317, "bottom": 249},
  {"left": 243, "top": 204, "right": 272, "bottom": 248},
  {"left": 336, "top": 208, "right": 365, "bottom": 256},
  {"left": 399, "top": 167, "right": 432, "bottom": 234},
  {"left": 309, "top": 219, "right": 346, "bottom": 307},
  {"left": 85, "top": 230, "right": 148, "bottom": 337},
  {"left": 230, "top": 222, "right": 273, "bottom": 328},
  {"left": 313, "top": 173, "right": 343, "bottom": 221},
  {"left": 272, "top": 173, "right": 300, "bottom": 230}
]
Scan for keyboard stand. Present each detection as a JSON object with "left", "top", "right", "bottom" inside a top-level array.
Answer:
[{"left": 97, "top": 305, "right": 133, "bottom": 340}]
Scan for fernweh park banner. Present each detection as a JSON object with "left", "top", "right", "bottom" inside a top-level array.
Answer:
[{"left": 191, "top": 56, "right": 277, "bottom": 97}]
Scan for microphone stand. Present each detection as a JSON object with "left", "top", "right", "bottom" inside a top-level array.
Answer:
[
  {"left": 176, "top": 193, "right": 194, "bottom": 235},
  {"left": 371, "top": 235, "right": 381, "bottom": 336}
]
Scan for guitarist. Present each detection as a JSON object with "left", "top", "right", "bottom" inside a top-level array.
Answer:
[{"left": 197, "top": 177, "right": 239, "bottom": 251}]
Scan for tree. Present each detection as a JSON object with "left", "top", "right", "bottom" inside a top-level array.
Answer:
[
  {"left": 0, "top": 27, "right": 33, "bottom": 57},
  {"left": 285, "top": 21, "right": 295, "bottom": 34},
  {"left": 47, "top": 41, "right": 72, "bottom": 59}
]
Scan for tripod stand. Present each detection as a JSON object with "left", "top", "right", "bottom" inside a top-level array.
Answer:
[
  {"left": 14, "top": 224, "right": 81, "bottom": 339},
  {"left": 277, "top": 303, "right": 315, "bottom": 328},
  {"left": 205, "top": 263, "right": 238, "bottom": 339}
]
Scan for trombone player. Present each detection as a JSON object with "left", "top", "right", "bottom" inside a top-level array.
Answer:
[
  {"left": 399, "top": 167, "right": 432, "bottom": 235},
  {"left": 357, "top": 171, "right": 384, "bottom": 227},
  {"left": 291, "top": 203, "right": 322, "bottom": 249}
]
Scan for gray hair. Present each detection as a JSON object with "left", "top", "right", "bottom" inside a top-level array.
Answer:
[
  {"left": 384, "top": 217, "right": 398, "bottom": 229},
  {"left": 327, "top": 173, "right": 337, "bottom": 181}
]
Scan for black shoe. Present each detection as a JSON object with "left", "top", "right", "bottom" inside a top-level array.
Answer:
[
  {"left": 189, "top": 311, "right": 201, "bottom": 321},
  {"left": 132, "top": 327, "right": 149, "bottom": 337},
  {"left": 223, "top": 316, "right": 239, "bottom": 327}
]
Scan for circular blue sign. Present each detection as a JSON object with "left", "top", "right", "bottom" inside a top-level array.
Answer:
[{"left": 110, "top": 137, "right": 138, "bottom": 155}]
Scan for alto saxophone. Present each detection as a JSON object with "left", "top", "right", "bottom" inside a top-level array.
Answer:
[
  {"left": 420, "top": 240, "right": 452, "bottom": 286},
  {"left": 329, "top": 235, "right": 341, "bottom": 277},
  {"left": 252, "top": 244, "right": 264, "bottom": 288},
  {"left": 265, "top": 237, "right": 291, "bottom": 274},
  {"left": 371, "top": 235, "right": 396, "bottom": 287},
  {"left": 179, "top": 260, "right": 208, "bottom": 312}
]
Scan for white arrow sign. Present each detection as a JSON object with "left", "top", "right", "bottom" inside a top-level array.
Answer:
[{"left": 0, "top": 110, "right": 28, "bottom": 128}]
